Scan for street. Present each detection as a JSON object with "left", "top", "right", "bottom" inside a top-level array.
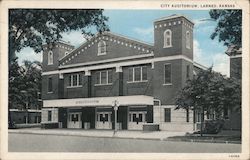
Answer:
[{"left": 9, "top": 133, "right": 241, "bottom": 152}]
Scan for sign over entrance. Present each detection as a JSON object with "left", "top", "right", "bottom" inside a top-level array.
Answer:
[{"left": 43, "top": 95, "right": 154, "bottom": 108}]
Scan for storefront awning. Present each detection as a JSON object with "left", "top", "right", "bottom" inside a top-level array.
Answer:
[{"left": 43, "top": 95, "right": 154, "bottom": 108}]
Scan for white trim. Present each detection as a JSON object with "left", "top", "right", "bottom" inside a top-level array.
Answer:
[
  {"left": 230, "top": 54, "right": 242, "bottom": 58},
  {"left": 43, "top": 95, "right": 154, "bottom": 108},
  {"left": 163, "top": 29, "right": 172, "bottom": 48},
  {"left": 59, "top": 53, "right": 154, "bottom": 69},
  {"left": 193, "top": 62, "right": 208, "bottom": 70},
  {"left": 42, "top": 55, "right": 194, "bottom": 75},
  {"left": 154, "top": 14, "right": 194, "bottom": 25}
]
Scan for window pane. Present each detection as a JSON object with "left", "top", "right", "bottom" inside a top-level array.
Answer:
[
  {"left": 96, "top": 72, "right": 100, "bottom": 84},
  {"left": 48, "top": 78, "right": 53, "bottom": 92},
  {"left": 68, "top": 75, "right": 72, "bottom": 86},
  {"left": 101, "top": 71, "right": 107, "bottom": 84},
  {"left": 134, "top": 67, "right": 141, "bottom": 81},
  {"left": 108, "top": 70, "right": 112, "bottom": 84},
  {"left": 164, "top": 64, "right": 171, "bottom": 84},
  {"left": 73, "top": 74, "right": 77, "bottom": 86},
  {"left": 142, "top": 66, "right": 147, "bottom": 81},
  {"left": 164, "top": 108, "right": 171, "bottom": 122},
  {"left": 48, "top": 111, "right": 52, "bottom": 121},
  {"left": 104, "top": 114, "right": 108, "bottom": 121},
  {"left": 138, "top": 114, "right": 143, "bottom": 122},
  {"left": 128, "top": 68, "right": 133, "bottom": 81},
  {"left": 78, "top": 74, "right": 82, "bottom": 85},
  {"left": 132, "top": 114, "right": 137, "bottom": 122}
]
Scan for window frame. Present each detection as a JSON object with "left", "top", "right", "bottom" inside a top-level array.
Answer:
[
  {"left": 163, "top": 29, "right": 172, "bottom": 48},
  {"left": 163, "top": 63, "right": 172, "bottom": 85},
  {"left": 67, "top": 73, "right": 83, "bottom": 88},
  {"left": 48, "top": 110, "right": 52, "bottom": 121},
  {"left": 48, "top": 51, "right": 53, "bottom": 65},
  {"left": 48, "top": 77, "right": 53, "bottom": 93},
  {"left": 186, "top": 31, "right": 191, "bottom": 49},
  {"left": 98, "top": 40, "right": 107, "bottom": 56},
  {"left": 95, "top": 70, "right": 113, "bottom": 86},
  {"left": 127, "top": 66, "right": 148, "bottom": 83},
  {"left": 164, "top": 108, "right": 171, "bottom": 122}
]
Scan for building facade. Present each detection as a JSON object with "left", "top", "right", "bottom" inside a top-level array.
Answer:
[{"left": 41, "top": 14, "right": 205, "bottom": 131}]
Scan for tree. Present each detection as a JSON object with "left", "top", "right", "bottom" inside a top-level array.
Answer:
[
  {"left": 9, "top": 9, "right": 109, "bottom": 62},
  {"left": 209, "top": 10, "right": 242, "bottom": 49},
  {"left": 175, "top": 68, "right": 241, "bottom": 135},
  {"left": 8, "top": 59, "right": 42, "bottom": 127}
]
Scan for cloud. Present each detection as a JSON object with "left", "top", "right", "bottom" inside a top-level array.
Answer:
[
  {"left": 17, "top": 47, "right": 42, "bottom": 64},
  {"left": 61, "top": 30, "right": 86, "bottom": 47},
  {"left": 133, "top": 27, "right": 153, "bottom": 42},
  {"left": 193, "top": 39, "right": 229, "bottom": 76}
]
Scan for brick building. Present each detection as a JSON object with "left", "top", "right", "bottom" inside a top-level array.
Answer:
[{"left": 41, "top": 14, "right": 207, "bottom": 131}]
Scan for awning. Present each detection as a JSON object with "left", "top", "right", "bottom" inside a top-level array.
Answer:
[{"left": 43, "top": 95, "right": 154, "bottom": 108}]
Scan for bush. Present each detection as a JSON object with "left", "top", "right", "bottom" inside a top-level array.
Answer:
[{"left": 203, "top": 119, "right": 224, "bottom": 134}]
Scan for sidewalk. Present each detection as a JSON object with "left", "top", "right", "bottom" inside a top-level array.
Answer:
[{"left": 9, "top": 128, "right": 186, "bottom": 141}]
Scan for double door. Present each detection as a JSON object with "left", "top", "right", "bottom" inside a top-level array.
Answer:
[
  {"left": 96, "top": 112, "right": 112, "bottom": 129},
  {"left": 68, "top": 112, "right": 82, "bottom": 129}
]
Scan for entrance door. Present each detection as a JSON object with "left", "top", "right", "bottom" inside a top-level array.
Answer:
[
  {"left": 68, "top": 112, "right": 82, "bottom": 129},
  {"left": 96, "top": 112, "right": 112, "bottom": 129},
  {"left": 128, "top": 112, "right": 146, "bottom": 130}
]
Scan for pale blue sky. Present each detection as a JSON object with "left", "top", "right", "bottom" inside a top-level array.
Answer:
[{"left": 17, "top": 10, "right": 229, "bottom": 76}]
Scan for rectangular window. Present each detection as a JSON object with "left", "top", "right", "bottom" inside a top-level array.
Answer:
[
  {"left": 95, "top": 70, "right": 112, "bottom": 85},
  {"left": 142, "top": 66, "right": 147, "bottom": 81},
  {"left": 128, "top": 68, "right": 133, "bottom": 82},
  {"left": 134, "top": 67, "right": 141, "bottom": 81},
  {"left": 68, "top": 74, "right": 82, "bottom": 87},
  {"left": 164, "top": 64, "right": 171, "bottom": 84},
  {"left": 186, "top": 65, "right": 190, "bottom": 79},
  {"left": 128, "top": 66, "right": 148, "bottom": 82},
  {"left": 48, "top": 111, "right": 52, "bottom": 121},
  {"left": 48, "top": 77, "right": 53, "bottom": 92},
  {"left": 164, "top": 108, "right": 171, "bottom": 122}
]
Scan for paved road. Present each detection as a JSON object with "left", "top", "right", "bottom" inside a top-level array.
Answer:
[{"left": 9, "top": 133, "right": 241, "bottom": 153}]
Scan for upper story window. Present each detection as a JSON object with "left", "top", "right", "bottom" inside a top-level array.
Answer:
[
  {"left": 48, "top": 51, "right": 53, "bottom": 65},
  {"left": 48, "top": 77, "right": 53, "bottom": 93},
  {"left": 163, "top": 29, "right": 172, "bottom": 48},
  {"left": 128, "top": 66, "right": 147, "bottom": 83},
  {"left": 68, "top": 74, "right": 82, "bottom": 87},
  {"left": 98, "top": 40, "right": 107, "bottom": 55},
  {"left": 164, "top": 64, "right": 172, "bottom": 85},
  {"left": 95, "top": 70, "right": 112, "bottom": 85},
  {"left": 186, "top": 31, "right": 191, "bottom": 49}
]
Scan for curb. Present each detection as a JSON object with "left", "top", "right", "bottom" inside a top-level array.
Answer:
[
  {"left": 165, "top": 138, "right": 241, "bottom": 144},
  {"left": 9, "top": 130, "right": 241, "bottom": 144},
  {"left": 9, "top": 130, "right": 163, "bottom": 141}
]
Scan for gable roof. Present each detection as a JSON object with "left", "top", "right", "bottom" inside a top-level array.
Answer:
[{"left": 59, "top": 31, "right": 154, "bottom": 66}]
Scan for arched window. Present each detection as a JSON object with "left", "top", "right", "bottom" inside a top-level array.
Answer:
[
  {"left": 48, "top": 51, "right": 53, "bottom": 65},
  {"left": 164, "top": 29, "right": 172, "bottom": 48},
  {"left": 98, "top": 40, "right": 107, "bottom": 55},
  {"left": 186, "top": 31, "right": 191, "bottom": 49}
]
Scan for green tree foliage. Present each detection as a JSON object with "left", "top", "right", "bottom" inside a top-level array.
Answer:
[
  {"left": 9, "top": 59, "right": 42, "bottom": 110},
  {"left": 175, "top": 68, "right": 241, "bottom": 117},
  {"left": 209, "top": 10, "right": 242, "bottom": 48},
  {"left": 9, "top": 9, "right": 109, "bottom": 61}
]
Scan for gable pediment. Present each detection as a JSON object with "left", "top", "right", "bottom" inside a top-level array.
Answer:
[{"left": 59, "top": 32, "right": 154, "bottom": 67}]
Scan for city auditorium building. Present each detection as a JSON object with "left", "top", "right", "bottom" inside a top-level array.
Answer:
[{"left": 41, "top": 14, "right": 207, "bottom": 131}]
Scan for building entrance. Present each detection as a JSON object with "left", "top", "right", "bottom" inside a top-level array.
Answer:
[
  {"left": 96, "top": 112, "right": 112, "bottom": 129},
  {"left": 67, "top": 112, "right": 82, "bottom": 128}
]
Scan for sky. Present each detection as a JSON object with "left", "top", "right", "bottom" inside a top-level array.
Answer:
[{"left": 17, "top": 10, "right": 229, "bottom": 76}]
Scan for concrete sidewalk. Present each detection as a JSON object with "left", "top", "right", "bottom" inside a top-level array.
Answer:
[{"left": 9, "top": 128, "right": 186, "bottom": 141}]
